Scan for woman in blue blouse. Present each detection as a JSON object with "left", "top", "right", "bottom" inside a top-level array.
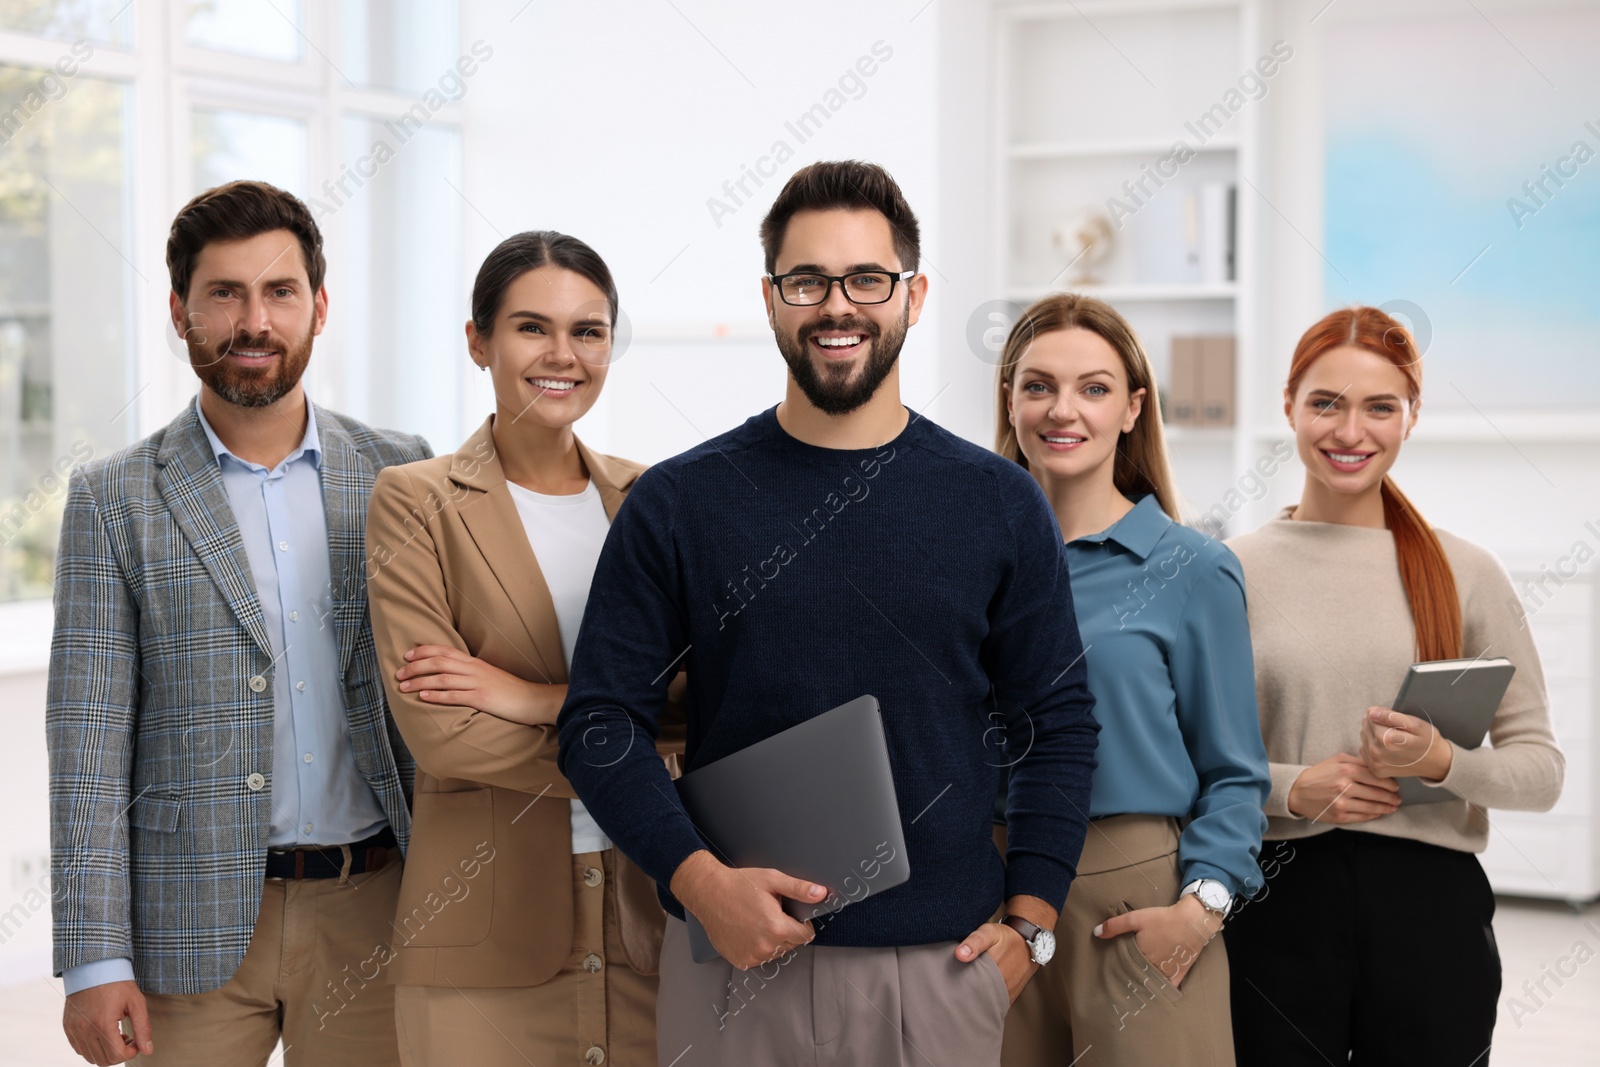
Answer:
[{"left": 994, "top": 294, "right": 1270, "bottom": 1066}]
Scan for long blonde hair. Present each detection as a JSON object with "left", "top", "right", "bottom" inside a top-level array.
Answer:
[{"left": 994, "top": 293, "right": 1182, "bottom": 521}]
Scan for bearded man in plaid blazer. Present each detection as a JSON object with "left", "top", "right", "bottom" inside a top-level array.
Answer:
[{"left": 47, "top": 181, "right": 430, "bottom": 1066}]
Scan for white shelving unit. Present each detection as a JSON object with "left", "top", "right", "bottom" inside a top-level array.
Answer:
[{"left": 991, "top": 0, "right": 1269, "bottom": 531}]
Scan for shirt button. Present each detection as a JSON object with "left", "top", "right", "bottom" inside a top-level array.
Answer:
[
  {"left": 303, "top": 753, "right": 314, "bottom": 764},
  {"left": 585, "top": 1047, "right": 605, "bottom": 1065},
  {"left": 582, "top": 953, "right": 603, "bottom": 973},
  {"left": 246, "top": 773, "right": 265, "bottom": 791},
  {"left": 278, "top": 540, "right": 289, "bottom": 552},
  {"left": 295, "top": 680, "right": 306, "bottom": 692},
  {"left": 303, "top": 822, "right": 314, "bottom": 835},
  {"left": 582, "top": 866, "right": 603, "bottom": 888},
  {"left": 248, "top": 675, "right": 267, "bottom": 693},
  {"left": 289, "top": 611, "right": 299, "bottom": 622}
]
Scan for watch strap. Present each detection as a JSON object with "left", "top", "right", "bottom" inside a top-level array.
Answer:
[{"left": 1002, "top": 915, "right": 1043, "bottom": 943}]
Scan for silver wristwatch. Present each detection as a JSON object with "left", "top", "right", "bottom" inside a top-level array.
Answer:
[
  {"left": 1179, "top": 878, "right": 1233, "bottom": 918},
  {"left": 1002, "top": 915, "right": 1057, "bottom": 965}
]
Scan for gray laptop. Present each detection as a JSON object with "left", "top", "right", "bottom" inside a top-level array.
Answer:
[
  {"left": 673, "top": 694, "right": 911, "bottom": 963},
  {"left": 1391, "top": 657, "right": 1516, "bottom": 804}
]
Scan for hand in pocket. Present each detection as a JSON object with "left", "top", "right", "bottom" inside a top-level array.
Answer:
[{"left": 1095, "top": 897, "right": 1220, "bottom": 989}]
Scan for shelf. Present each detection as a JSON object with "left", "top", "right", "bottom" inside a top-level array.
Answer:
[
  {"left": 1009, "top": 136, "right": 1238, "bottom": 161},
  {"left": 1007, "top": 283, "right": 1236, "bottom": 303},
  {"left": 1164, "top": 425, "right": 1235, "bottom": 442},
  {"left": 1407, "top": 410, "right": 1600, "bottom": 443}
]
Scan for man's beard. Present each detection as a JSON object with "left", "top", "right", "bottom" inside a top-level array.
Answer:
[
  {"left": 776, "top": 307, "right": 909, "bottom": 417},
  {"left": 188, "top": 326, "right": 314, "bottom": 409}
]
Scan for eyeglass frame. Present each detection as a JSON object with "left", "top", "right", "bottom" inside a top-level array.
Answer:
[{"left": 766, "top": 269, "right": 918, "bottom": 307}]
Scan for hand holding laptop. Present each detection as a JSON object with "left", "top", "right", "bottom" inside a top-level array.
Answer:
[{"left": 670, "top": 849, "right": 826, "bottom": 970}]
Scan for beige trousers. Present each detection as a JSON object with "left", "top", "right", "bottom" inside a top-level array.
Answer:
[
  {"left": 138, "top": 860, "right": 403, "bottom": 1066},
  {"left": 655, "top": 915, "right": 1011, "bottom": 1067},
  {"left": 395, "top": 850, "right": 658, "bottom": 1066},
  {"left": 1000, "top": 815, "right": 1235, "bottom": 1067}
]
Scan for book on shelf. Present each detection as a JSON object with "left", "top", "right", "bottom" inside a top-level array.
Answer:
[
  {"left": 1168, "top": 334, "right": 1235, "bottom": 428},
  {"left": 1131, "top": 182, "right": 1237, "bottom": 286}
]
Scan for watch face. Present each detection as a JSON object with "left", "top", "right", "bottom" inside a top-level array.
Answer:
[
  {"left": 1031, "top": 928, "right": 1057, "bottom": 965},
  {"left": 1198, "top": 883, "right": 1231, "bottom": 913}
]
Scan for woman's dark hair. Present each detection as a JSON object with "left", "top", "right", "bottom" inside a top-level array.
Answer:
[
  {"left": 759, "top": 160, "right": 920, "bottom": 275},
  {"left": 470, "top": 230, "right": 618, "bottom": 336},
  {"left": 167, "top": 180, "right": 325, "bottom": 301}
]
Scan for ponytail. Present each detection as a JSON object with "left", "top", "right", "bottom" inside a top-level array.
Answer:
[{"left": 1380, "top": 476, "right": 1462, "bottom": 661}]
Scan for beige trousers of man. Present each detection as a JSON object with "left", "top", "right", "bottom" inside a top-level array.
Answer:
[
  {"left": 395, "top": 850, "right": 658, "bottom": 1067},
  {"left": 655, "top": 914, "right": 1012, "bottom": 1067},
  {"left": 1000, "top": 815, "right": 1235, "bottom": 1067},
  {"left": 137, "top": 861, "right": 403, "bottom": 1066}
]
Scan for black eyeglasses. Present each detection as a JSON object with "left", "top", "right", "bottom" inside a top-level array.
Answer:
[{"left": 768, "top": 270, "right": 917, "bottom": 307}]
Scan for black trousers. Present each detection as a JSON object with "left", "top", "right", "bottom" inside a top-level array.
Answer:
[{"left": 1224, "top": 829, "right": 1501, "bottom": 1066}]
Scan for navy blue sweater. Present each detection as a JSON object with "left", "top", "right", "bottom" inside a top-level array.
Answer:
[{"left": 556, "top": 407, "right": 1098, "bottom": 947}]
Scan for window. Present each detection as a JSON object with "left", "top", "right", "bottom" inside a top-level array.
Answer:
[
  {"left": 192, "top": 106, "right": 309, "bottom": 195},
  {"left": 335, "top": 115, "right": 462, "bottom": 452},
  {"left": 185, "top": 0, "right": 301, "bottom": 62},
  {"left": 0, "top": 0, "right": 466, "bottom": 607},
  {"left": 0, "top": 52, "right": 132, "bottom": 601},
  {"left": 0, "top": 0, "right": 132, "bottom": 47}
]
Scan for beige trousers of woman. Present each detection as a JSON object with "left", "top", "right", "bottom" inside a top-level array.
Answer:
[{"left": 999, "top": 815, "right": 1236, "bottom": 1067}]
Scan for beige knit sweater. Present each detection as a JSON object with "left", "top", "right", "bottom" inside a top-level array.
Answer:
[{"left": 1226, "top": 509, "right": 1565, "bottom": 851}]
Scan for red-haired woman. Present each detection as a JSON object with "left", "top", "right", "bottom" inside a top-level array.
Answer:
[{"left": 1224, "top": 306, "right": 1565, "bottom": 1064}]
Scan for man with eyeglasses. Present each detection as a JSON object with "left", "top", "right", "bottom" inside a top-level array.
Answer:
[{"left": 557, "top": 160, "right": 1098, "bottom": 1066}]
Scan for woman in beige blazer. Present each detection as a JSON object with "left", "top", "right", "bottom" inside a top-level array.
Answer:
[{"left": 366, "top": 231, "right": 681, "bottom": 1066}]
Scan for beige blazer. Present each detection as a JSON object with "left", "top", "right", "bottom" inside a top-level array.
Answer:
[{"left": 366, "top": 416, "right": 682, "bottom": 987}]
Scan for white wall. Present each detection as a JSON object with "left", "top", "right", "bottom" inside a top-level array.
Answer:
[{"left": 458, "top": 0, "right": 947, "bottom": 464}]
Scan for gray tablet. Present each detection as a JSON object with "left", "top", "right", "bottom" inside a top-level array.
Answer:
[
  {"left": 1391, "top": 657, "right": 1515, "bottom": 804},
  {"left": 673, "top": 694, "right": 911, "bottom": 963}
]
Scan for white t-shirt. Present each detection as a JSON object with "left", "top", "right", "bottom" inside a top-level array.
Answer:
[{"left": 505, "top": 478, "right": 613, "bottom": 854}]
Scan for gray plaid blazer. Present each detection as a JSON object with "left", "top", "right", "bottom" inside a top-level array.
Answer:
[{"left": 46, "top": 399, "right": 431, "bottom": 995}]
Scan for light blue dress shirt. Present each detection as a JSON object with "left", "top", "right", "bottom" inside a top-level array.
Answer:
[
  {"left": 65, "top": 397, "right": 389, "bottom": 995},
  {"left": 1066, "top": 494, "right": 1270, "bottom": 896}
]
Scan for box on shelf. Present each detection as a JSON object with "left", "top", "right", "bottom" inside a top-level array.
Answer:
[
  {"left": 1169, "top": 336, "right": 1200, "bottom": 424},
  {"left": 1168, "top": 334, "right": 1235, "bottom": 427}
]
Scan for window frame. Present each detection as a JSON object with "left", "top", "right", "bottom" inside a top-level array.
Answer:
[{"left": 0, "top": 0, "right": 467, "bottom": 650}]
